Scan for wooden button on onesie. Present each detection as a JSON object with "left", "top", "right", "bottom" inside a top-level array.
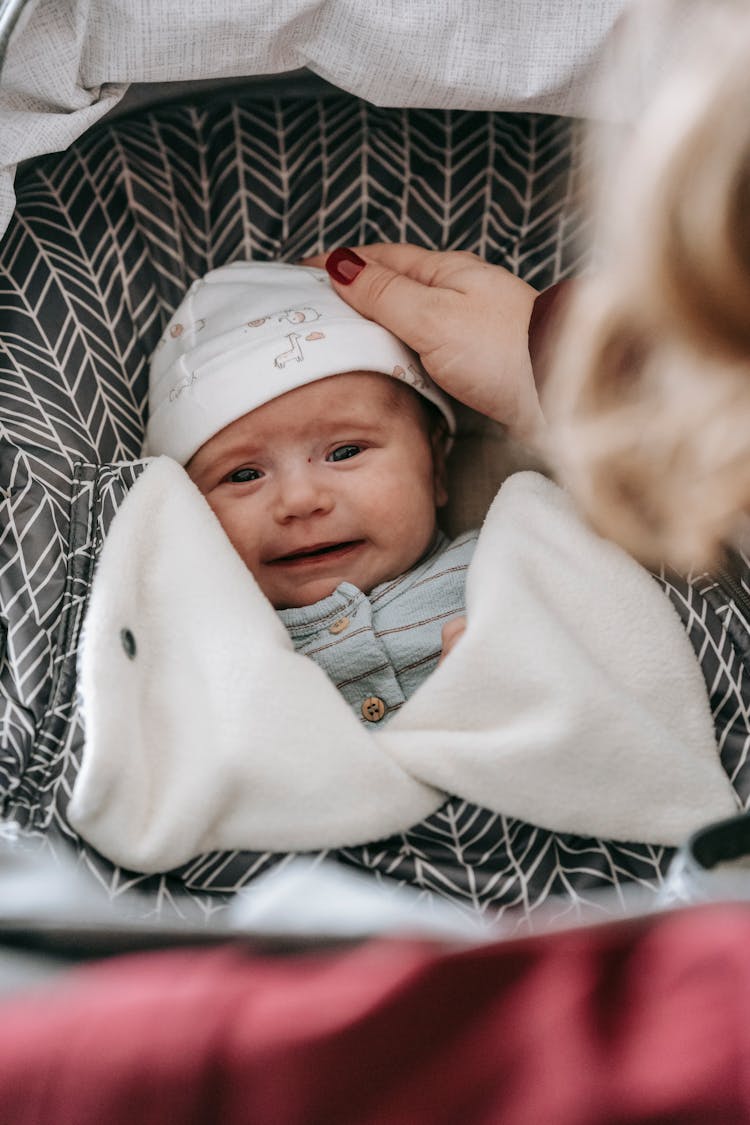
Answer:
[{"left": 361, "top": 696, "right": 386, "bottom": 722}]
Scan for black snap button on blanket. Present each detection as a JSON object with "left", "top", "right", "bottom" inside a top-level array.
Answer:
[{"left": 120, "top": 628, "right": 137, "bottom": 659}]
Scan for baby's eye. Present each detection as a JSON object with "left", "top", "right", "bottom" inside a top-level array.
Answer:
[
  {"left": 328, "top": 444, "right": 362, "bottom": 462},
  {"left": 227, "top": 467, "right": 263, "bottom": 484}
]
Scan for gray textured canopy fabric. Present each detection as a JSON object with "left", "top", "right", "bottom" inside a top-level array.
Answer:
[{"left": 0, "top": 0, "right": 668, "bottom": 243}]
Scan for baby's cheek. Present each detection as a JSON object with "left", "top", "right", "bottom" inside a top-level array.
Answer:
[{"left": 210, "top": 504, "right": 254, "bottom": 565}]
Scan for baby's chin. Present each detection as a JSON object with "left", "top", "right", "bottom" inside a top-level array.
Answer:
[
  {"left": 272, "top": 582, "right": 337, "bottom": 610},
  {"left": 266, "top": 573, "right": 355, "bottom": 610},
  {"left": 260, "top": 545, "right": 433, "bottom": 609},
  {"left": 267, "top": 565, "right": 395, "bottom": 610}
]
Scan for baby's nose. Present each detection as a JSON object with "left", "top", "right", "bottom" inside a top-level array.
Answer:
[{"left": 274, "top": 467, "right": 334, "bottom": 521}]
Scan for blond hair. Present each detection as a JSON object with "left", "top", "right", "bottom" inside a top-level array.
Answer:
[{"left": 544, "top": 1, "right": 750, "bottom": 571}]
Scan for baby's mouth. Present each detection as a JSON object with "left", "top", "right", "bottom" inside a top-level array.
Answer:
[{"left": 269, "top": 540, "right": 364, "bottom": 566}]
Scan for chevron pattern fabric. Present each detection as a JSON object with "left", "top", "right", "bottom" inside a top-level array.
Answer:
[
  {"left": 660, "top": 562, "right": 750, "bottom": 802},
  {"left": 1, "top": 90, "right": 746, "bottom": 926}
]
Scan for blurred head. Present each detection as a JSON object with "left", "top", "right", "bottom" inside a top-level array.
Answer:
[
  {"left": 186, "top": 371, "right": 448, "bottom": 608},
  {"left": 544, "top": 1, "right": 750, "bottom": 570}
]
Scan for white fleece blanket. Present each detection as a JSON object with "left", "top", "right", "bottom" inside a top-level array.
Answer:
[{"left": 69, "top": 458, "right": 737, "bottom": 873}]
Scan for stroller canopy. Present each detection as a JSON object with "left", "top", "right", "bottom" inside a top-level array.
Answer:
[{"left": 0, "top": 0, "right": 652, "bottom": 242}]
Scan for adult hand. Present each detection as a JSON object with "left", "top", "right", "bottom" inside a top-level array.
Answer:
[{"left": 302, "top": 244, "right": 544, "bottom": 442}]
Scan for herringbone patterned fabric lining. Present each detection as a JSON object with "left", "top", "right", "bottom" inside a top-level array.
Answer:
[
  {"left": 661, "top": 563, "right": 750, "bottom": 800},
  {"left": 1, "top": 90, "right": 747, "bottom": 925}
]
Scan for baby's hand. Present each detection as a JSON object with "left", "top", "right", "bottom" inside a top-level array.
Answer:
[
  {"left": 302, "top": 244, "right": 545, "bottom": 444},
  {"left": 439, "top": 616, "right": 467, "bottom": 665}
]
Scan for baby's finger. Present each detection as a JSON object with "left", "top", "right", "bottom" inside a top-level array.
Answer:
[
  {"left": 322, "top": 247, "right": 454, "bottom": 358},
  {"left": 439, "top": 616, "right": 467, "bottom": 664}
]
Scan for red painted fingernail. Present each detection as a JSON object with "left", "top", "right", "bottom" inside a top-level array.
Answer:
[{"left": 325, "top": 247, "right": 366, "bottom": 285}]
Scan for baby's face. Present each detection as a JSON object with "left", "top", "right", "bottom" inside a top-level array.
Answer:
[{"left": 187, "top": 372, "right": 448, "bottom": 609}]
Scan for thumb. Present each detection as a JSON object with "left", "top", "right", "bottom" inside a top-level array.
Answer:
[{"left": 323, "top": 247, "right": 444, "bottom": 357}]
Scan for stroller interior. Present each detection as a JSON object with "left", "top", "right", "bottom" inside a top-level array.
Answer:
[
  {"left": 0, "top": 1, "right": 602, "bottom": 922},
  {"left": 1, "top": 0, "right": 748, "bottom": 957}
]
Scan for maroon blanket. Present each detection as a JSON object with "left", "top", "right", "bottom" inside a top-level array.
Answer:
[{"left": 2, "top": 905, "right": 749, "bottom": 1124}]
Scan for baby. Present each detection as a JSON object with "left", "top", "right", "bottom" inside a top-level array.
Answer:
[
  {"left": 71, "top": 262, "right": 735, "bottom": 874},
  {"left": 146, "top": 261, "right": 477, "bottom": 724}
]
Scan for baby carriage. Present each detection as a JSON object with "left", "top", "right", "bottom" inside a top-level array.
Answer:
[
  {"left": 5, "top": 3, "right": 750, "bottom": 1121},
  {"left": 1, "top": 0, "right": 750, "bottom": 928}
]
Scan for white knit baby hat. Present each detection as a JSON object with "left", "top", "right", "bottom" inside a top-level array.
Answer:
[{"left": 145, "top": 261, "right": 455, "bottom": 464}]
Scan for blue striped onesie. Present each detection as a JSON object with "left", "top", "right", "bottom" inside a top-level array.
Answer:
[{"left": 277, "top": 529, "right": 479, "bottom": 726}]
